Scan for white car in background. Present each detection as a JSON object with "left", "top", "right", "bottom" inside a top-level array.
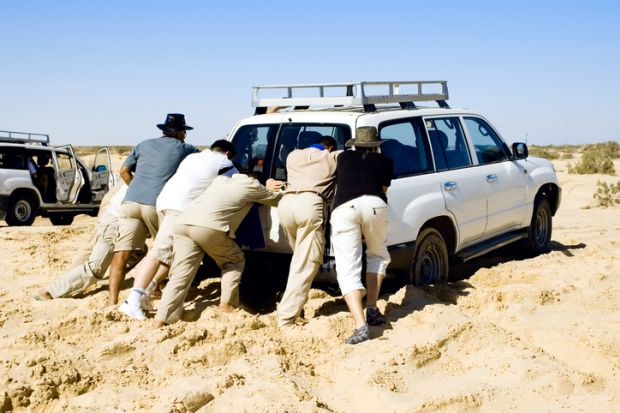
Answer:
[
  {"left": 0, "top": 130, "right": 113, "bottom": 226},
  {"left": 227, "top": 81, "right": 561, "bottom": 284}
]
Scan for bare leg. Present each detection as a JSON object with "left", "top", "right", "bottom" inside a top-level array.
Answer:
[
  {"left": 154, "top": 320, "right": 166, "bottom": 329},
  {"left": 108, "top": 251, "right": 131, "bottom": 305},
  {"left": 219, "top": 302, "right": 237, "bottom": 313},
  {"left": 343, "top": 289, "right": 366, "bottom": 329},
  {"left": 131, "top": 256, "right": 161, "bottom": 290},
  {"left": 365, "top": 272, "right": 385, "bottom": 308}
]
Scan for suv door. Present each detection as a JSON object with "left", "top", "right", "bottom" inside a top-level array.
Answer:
[
  {"left": 91, "top": 147, "right": 113, "bottom": 195},
  {"left": 425, "top": 117, "right": 487, "bottom": 247},
  {"left": 378, "top": 117, "right": 438, "bottom": 246},
  {"left": 53, "top": 145, "right": 84, "bottom": 203},
  {"left": 463, "top": 116, "right": 527, "bottom": 236}
]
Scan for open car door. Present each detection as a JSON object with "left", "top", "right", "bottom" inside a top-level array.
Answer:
[
  {"left": 91, "top": 147, "right": 114, "bottom": 193},
  {"left": 53, "top": 145, "right": 84, "bottom": 204}
]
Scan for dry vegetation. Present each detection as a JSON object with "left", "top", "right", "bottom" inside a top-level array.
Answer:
[{"left": 567, "top": 141, "right": 619, "bottom": 175}]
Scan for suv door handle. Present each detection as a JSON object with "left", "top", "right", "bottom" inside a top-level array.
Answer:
[
  {"left": 486, "top": 174, "right": 497, "bottom": 183},
  {"left": 443, "top": 181, "right": 457, "bottom": 191}
]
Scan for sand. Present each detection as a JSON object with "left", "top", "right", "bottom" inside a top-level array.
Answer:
[{"left": 1, "top": 158, "right": 619, "bottom": 412}]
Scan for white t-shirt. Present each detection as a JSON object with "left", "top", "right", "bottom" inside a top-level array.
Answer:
[
  {"left": 156, "top": 150, "right": 236, "bottom": 213},
  {"left": 98, "top": 184, "right": 127, "bottom": 227}
]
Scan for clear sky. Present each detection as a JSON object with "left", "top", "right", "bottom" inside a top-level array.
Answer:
[{"left": 1, "top": 0, "right": 619, "bottom": 147}]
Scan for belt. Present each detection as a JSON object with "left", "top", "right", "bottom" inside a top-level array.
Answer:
[{"left": 284, "top": 190, "right": 322, "bottom": 197}]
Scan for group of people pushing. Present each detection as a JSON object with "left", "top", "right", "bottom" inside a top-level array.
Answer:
[{"left": 37, "top": 112, "right": 394, "bottom": 345}]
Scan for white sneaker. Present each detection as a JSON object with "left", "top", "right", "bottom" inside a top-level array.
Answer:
[
  {"left": 119, "top": 301, "right": 146, "bottom": 321},
  {"left": 141, "top": 295, "right": 155, "bottom": 312}
]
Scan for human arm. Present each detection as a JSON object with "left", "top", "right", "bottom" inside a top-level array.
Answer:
[
  {"left": 120, "top": 165, "right": 133, "bottom": 185},
  {"left": 120, "top": 147, "right": 138, "bottom": 185}
]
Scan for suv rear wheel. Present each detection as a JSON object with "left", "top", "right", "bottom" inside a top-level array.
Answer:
[
  {"left": 527, "top": 197, "right": 552, "bottom": 254},
  {"left": 49, "top": 213, "right": 75, "bottom": 226},
  {"left": 6, "top": 193, "right": 37, "bottom": 226},
  {"left": 410, "top": 228, "right": 449, "bottom": 285}
]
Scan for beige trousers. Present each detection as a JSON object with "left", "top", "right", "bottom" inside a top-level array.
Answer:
[
  {"left": 47, "top": 223, "right": 146, "bottom": 298},
  {"left": 155, "top": 223, "right": 245, "bottom": 324},
  {"left": 277, "top": 192, "right": 325, "bottom": 326},
  {"left": 115, "top": 201, "right": 160, "bottom": 252}
]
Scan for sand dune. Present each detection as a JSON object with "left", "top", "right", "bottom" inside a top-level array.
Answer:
[{"left": 1, "top": 159, "right": 619, "bottom": 412}]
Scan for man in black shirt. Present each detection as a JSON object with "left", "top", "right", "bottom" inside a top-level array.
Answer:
[{"left": 330, "top": 126, "right": 394, "bottom": 344}]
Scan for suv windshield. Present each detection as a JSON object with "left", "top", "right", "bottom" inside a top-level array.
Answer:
[{"left": 231, "top": 123, "right": 351, "bottom": 181}]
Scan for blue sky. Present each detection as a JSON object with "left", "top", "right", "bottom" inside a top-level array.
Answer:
[{"left": 1, "top": 1, "right": 618, "bottom": 146}]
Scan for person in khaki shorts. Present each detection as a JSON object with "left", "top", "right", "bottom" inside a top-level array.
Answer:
[
  {"left": 154, "top": 173, "right": 283, "bottom": 327},
  {"left": 35, "top": 184, "right": 146, "bottom": 300},
  {"left": 118, "top": 140, "right": 238, "bottom": 320},
  {"left": 107, "top": 113, "right": 198, "bottom": 306},
  {"left": 277, "top": 135, "right": 341, "bottom": 327}
]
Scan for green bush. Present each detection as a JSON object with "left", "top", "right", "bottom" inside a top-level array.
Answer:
[
  {"left": 593, "top": 180, "right": 620, "bottom": 207},
  {"left": 568, "top": 141, "right": 618, "bottom": 175}
]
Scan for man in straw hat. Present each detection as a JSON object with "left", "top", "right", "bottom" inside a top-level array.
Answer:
[
  {"left": 330, "top": 126, "right": 394, "bottom": 344},
  {"left": 107, "top": 113, "right": 199, "bottom": 306}
]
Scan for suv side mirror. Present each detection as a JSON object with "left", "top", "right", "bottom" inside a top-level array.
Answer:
[{"left": 512, "top": 142, "right": 528, "bottom": 160}]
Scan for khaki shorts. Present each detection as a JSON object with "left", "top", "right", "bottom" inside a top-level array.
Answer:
[
  {"left": 114, "top": 201, "right": 161, "bottom": 252},
  {"left": 147, "top": 209, "right": 181, "bottom": 266}
]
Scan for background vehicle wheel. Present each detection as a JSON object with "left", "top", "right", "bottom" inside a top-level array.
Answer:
[
  {"left": 528, "top": 197, "right": 552, "bottom": 254},
  {"left": 410, "top": 228, "right": 449, "bottom": 285},
  {"left": 49, "top": 213, "right": 75, "bottom": 226},
  {"left": 5, "top": 194, "right": 37, "bottom": 226}
]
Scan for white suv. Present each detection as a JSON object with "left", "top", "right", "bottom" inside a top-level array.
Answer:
[
  {"left": 0, "top": 131, "right": 113, "bottom": 226},
  {"left": 227, "top": 81, "right": 561, "bottom": 284}
]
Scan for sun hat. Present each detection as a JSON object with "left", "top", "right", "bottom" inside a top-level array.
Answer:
[
  {"left": 157, "top": 113, "right": 194, "bottom": 132},
  {"left": 345, "top": 126, "right": 382, "bottom": 147}
]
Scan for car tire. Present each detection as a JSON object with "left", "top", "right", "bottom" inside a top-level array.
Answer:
[
  {"left": 5, "top": 194, "right": 37, "bottom": 226},
  {"left": 410, "top": 228, "right": 449, "bottom": 285},
  {"left": 49, "top": 213, "right": 75, "bottom": 226},
  {"left": 527, "top": 197, "right": 552, "bottom": 254}
]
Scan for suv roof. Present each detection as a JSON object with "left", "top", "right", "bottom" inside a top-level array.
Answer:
[
  {"left": 252, "top": 80, "right": 450, "bottom": 114},
  {"left": 0, "top": 130, "right": 50, "bottom": 146}
]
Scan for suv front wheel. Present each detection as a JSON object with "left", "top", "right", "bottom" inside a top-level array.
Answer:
[
  {"left": 6, "top": 193, "right": 37, "bottom": 226},
  {"left": 527, "top": 197, "right": 552, "bottom": 254},
  {"left": 410, "top": 228, "right": 449, "bottom": 285}
]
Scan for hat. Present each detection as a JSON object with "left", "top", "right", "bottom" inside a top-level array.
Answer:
[
  {"left": 157, "top": 113, "right": 194, "bottom": 132},
  {"left": 345, "top": 126, "right": 382, "bottom": 147}
]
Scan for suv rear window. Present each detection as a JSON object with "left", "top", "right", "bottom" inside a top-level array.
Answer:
[
  {"left": 231, "top": 123, "right": 351, "bottom": 181},
  {"left": 0, "top": 147, "right": 25, "bottom": 169}
]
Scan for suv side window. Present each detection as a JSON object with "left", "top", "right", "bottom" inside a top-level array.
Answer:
[
  {"left": 0, "top": 147, "right": 25, "bottom": 170},
  {"left": 379, "top": 118, "right": 433, "bottom": 177},
  {"left": 464, "top": 117, "right": 510, "bottom": 164},
  {"left": 56, "top": 151, "right": 75, "bottom": 170},
  {"left": 425, "top": 117, "right": 472, "bottom": 171}
]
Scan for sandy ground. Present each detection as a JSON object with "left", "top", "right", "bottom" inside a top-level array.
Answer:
[{"left": 1, "top": 158, "right": 619, "bottom": 412}]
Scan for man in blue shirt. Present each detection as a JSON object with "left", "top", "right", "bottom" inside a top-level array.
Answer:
[{"left": 107, "top": 113, "right": 199, "bottom": 306}]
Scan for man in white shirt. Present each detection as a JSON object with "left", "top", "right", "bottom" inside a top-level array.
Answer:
[{"left": 119, "top": 140, "right": 238, "bottom": 320}]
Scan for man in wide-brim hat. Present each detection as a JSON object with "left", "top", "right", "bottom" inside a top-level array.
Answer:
[{"left": 107, "top": 113, "right": 199, "bottom": 306}]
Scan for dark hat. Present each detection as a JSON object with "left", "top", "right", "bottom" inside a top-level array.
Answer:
[
  {"left": 157, "top": 113, "right": 194, "bottom": 132},
  {"left": 345, "top": 126, "right": 382, "bottom": 147}
]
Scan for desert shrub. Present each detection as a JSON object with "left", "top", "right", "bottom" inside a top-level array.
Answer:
[
  {"left": 568, "top": 141, "right": 617, "bottom": 175},
  {"left": 561, "top": 152, "right": 573, "bottom": 159},
  {"left": 593, "top": 180, "right": 620, "bottom": 207},
  {"left": 529, "top": 146, "right": 560, "bottom": 160}
]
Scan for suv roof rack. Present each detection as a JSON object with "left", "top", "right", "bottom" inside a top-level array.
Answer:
[
  {"left": 253, "top": 80, "right": 449, "bottom": 114},
  {"left": 0, "top": 130, "right": 50, "bottom": 146}
]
